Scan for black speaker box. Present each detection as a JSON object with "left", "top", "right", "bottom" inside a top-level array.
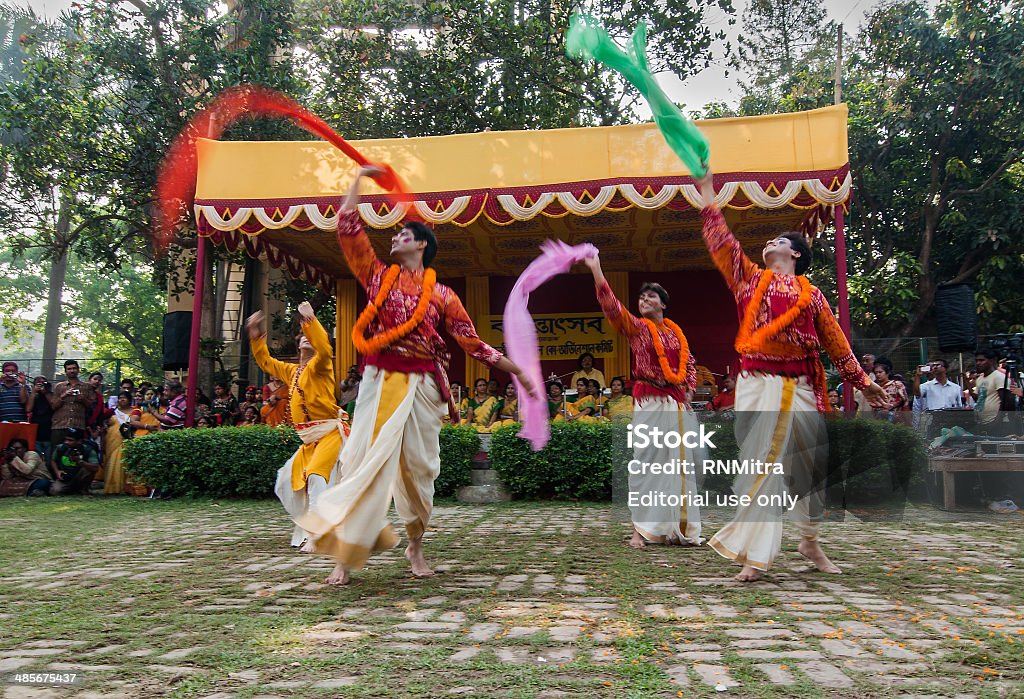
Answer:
[
  {"left": 162, "top": 311, "right": 193, "bottom": 371},
  {"left": 934, "top": 284, "right": 977, "bottom": 352}
]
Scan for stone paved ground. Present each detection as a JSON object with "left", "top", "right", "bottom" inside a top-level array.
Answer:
[{"left": 0, "top": 498, "right": 1022, "bottom": 698}]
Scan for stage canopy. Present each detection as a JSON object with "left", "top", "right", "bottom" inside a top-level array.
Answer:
[{"left": 194, "top": 105, "right": 852, "bottom": 293}]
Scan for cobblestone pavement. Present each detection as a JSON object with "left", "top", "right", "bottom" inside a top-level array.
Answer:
[{"left": 0, "top": 499, "right": 1021, "bottom": 698}]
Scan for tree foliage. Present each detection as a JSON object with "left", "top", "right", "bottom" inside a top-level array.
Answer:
[{"left": 718, "top": 0, "right": 1024, "bottom": 341}]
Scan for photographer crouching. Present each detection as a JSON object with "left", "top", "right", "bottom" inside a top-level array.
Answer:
[{"left": 48, "top": 427, "right": 100, "bottom": 496}]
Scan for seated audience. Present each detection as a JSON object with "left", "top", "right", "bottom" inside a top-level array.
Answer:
[
  {"left": 0, "top": 437, "right": 51, "bottom": 497},
  {"left": 565, "top": 378, "right": 597, "bottom": 423},
  {"left": 571, "top": 352, "right": 606, "bottom": 389},
  {"left": 460, "top": 378, "right": 498, "bottom": 431},
  {"left": 49, "top": 427, "right": 101, "bottom": 495},
  {"left": 602, "top": 376, "right": 633, "bottom": 423},
  {"left": 707, "top": 375, "right": 736, "bottom": 413},
  {"left": 547, "top": 381, "right": 567, "bottom": 422},
  {"left": 486, "top": 382, "right": 520, "bottom": 431}
]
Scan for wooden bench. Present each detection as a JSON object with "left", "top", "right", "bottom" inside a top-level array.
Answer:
[{"left": 928, "top": 456, "right": 1024, "bottom": 509}]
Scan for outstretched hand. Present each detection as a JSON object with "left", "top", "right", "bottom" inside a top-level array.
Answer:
[
  {"left": 862, "top": 381, "right": 890, "bottom": 410},
  {"left": 297, "top": 301, "right": 316, "bottom": 324},
  {"left": 517, "top": 373, "right": 538, "bottom": 400},
  {"left": 245, "top": 311, "right": 265, "bottom": 342}
]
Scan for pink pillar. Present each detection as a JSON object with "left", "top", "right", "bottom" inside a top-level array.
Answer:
[
  {"left": 834, "top": 207, "right": 855, "bottom": 413},
  {"left": 185, "top": 236, "right": 207, "bottom": 427}
]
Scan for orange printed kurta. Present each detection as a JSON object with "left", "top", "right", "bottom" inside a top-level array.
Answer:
[{"left": 701, "top": 205, "right": 870, "bottom": 410}]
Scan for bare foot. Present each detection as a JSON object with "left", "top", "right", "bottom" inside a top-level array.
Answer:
[
  {"left": 405, "top": 538, "right": 434, "bottom": 577},
  {"left": 298, "top": 539, "right": 315, "bottom": 554},
  {"left": 797, "top": 538, "right": 842, "bottom": 574},
  {"left": 734, "top": 565, "right": 763, "bottom": 582},
  {"left": 325, "top": 564, "right": 350, "bottom": 585},
  {"left": 628, "top": 530, "right": 647, "bottom": 549}
]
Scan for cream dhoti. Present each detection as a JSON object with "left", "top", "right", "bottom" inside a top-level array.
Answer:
[
  {"left": 708, "top": 372, "right": 828, "bottom": 571},
  {"left": 275, "top": 418, "right": 347, "bottom": 547},
  {"left": 630, "top": 394, "right": 705, "bottom": 545},
  {"left": 297, "top": 365, "right": 446, "bottom": 570}
]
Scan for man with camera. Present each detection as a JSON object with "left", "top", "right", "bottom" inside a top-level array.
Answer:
[
  {"left": 0, "top": 361, "right": 29, "bottom": 423},
  {"left": 50, "top": 360, "right": 97, "bottom": 448},
  {"left": 913, "top": 359, "right": 963, "bottom": 411},
  {"left": 48, "top": 426, "right": 100, "bottom": 495}
]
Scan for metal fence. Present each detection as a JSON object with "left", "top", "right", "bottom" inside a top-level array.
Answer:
[{"left": 828, "top": 336, "right": 1011, "bottom": 384}]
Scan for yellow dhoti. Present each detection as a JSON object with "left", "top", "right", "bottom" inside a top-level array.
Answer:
[
  {"left": 298, "top": 365, "right": 446, "bottom": 570},
  {"left": 708, "top": 373, "right": 827, "bottom": 571},
  {"left": 275, "top": 418, "right": 347, "bottom": 547}
]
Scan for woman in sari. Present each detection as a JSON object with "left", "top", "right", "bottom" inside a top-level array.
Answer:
[
  {"left": 588, "top": 379, "right": 606, "bottom": 420},
  {"left": 602, "top": 376, "right": 633, "bottom": 423},
  {"left": 102, "top": 391, "right": 133, "bottom": 494},
  {"left": 565, "top": 378, "right": 597, "bottom": 423},
  {"left": 486, "top": 382, "right": 519, "bottom": 430},
  {"left": 130, "top": 390, "right": 163, "bottom": 437},
  {"left": 460, "top": 378, "right": 498, "bottom": 431},
  {"left": 547, "top": 381, "right": 567, "bottom": 422}
]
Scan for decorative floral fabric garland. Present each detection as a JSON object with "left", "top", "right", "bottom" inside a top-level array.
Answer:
[
  {"left": 735, "top": 272, "right": 813, "bottom": 355},
  {"left": 642, "top": 318, "right": 690, "bottom": 385},
  {"left": 352, "top": 265, "right": 437, "bottom": 356}
]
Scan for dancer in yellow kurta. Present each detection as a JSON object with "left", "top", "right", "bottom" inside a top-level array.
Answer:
[
  {"left": 301, "top": 164, "right": 536, "bottom": 585},
  {"left": 247, "top": 301, "right": 347, "bottom": 552}
]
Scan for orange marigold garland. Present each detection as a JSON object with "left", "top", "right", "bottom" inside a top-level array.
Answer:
[
  {"left": 735, "top": 271, "right": 813, "bottom": 355},
  {"left": 642, "top": 317, "right": 690, "bottom": 385},
  {"left": 352, "top": 265, "right": 437, "bottom": 355}
]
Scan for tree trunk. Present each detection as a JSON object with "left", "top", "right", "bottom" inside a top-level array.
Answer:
[{"left": 41, "top": 198, "right": 71, "bottom": 377}]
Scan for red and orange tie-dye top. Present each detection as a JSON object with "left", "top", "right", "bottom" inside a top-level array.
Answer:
[
  {"left": 337, "top": 210, "right": 503, "bottom": 369},
  {"left": 701, "top": 205, "right": 870, "bottom": 408},
  {"left": 595, "top": 280, "right": 696, "bottom": 403}
]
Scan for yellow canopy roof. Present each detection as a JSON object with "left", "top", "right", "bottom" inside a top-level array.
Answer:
[{"left": 194, "top": 105, "right": 850, "bottom": 288}]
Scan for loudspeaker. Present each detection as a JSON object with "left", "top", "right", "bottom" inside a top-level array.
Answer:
[
  {"left": 162, "top": 311, "right": 193, "bottom": 371},
  {"left": 934, "top": 284, "right": 977, "bottom": 352}
]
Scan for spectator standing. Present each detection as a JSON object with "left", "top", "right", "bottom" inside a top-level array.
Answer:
[
  {"left": 872, "top": 357, "right": 910, "bottom": 413},
  {"left": 971, "top": 348, "right": 1010, "bottom": 435},
  {"left": 913, "top": 359, "right": 964, "bottom": 411},
  {"left": 103, "top": 391, "right": 134, "bottom": 494},
  {"left": 27, "top": 377, "right": 54, "bottom": 464},
  {"left": 211, "top": 382, "right": 239, "bottom": 425},
  {"left": 0, "top": 361, "right": 28, "bottom": 422},
  {"left": 50, "top": 360, "right": 97, "bottom": 448},
  {"left": 108, "top": 378, "right": 136, "bottom": 409},
  {"left": 157, "top": 380, "right": 187, "bottom": 429}
]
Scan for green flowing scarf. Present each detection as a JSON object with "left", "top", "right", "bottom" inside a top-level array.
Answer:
[{"left": 565, "top": 13, "right": 709, "bottom": 177}]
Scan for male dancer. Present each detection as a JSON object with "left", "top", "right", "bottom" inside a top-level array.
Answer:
[
  {"left": 697, "top": 169, "right": 888, "bottom": 581},
  {"left": 301, "top": 164, "right": 535, "bottom": 585},
  {"left": 247, "top": 302, "right": 345, "bottom": 552},
  {"left": 583, "top": 254, "right": 704, "bottom": 548}
]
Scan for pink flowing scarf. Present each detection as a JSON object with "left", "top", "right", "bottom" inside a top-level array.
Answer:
[{"left": 504, "top": 240, "right": 598, "bottom": 451}]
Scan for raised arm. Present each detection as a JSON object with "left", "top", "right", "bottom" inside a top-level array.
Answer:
[
  {"left": 695, "top": 170, "right": 759, "bottom": 294},
  {"left": 338, "top": 165, "right": 387, "bottom": 289},
  {"left": 585, "top": 254, "right": 642, "bottom": 337},
  {"left": 297, "top": 301, "right": 333, "bottom": 374},
  {"left": 245, "top": 311, "right": 297, "bottom": 385}
]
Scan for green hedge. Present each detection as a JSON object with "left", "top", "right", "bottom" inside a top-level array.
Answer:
[
  {"left": 122, "top": 426, "right": 302, "bottom": 498},
  {"left": 435, "top": 425, "right": 480, "bottom": 497},
  {"left": 487, "top": 416, "right": 927, "bottom": 502},
  {"left": 489, "top": 421, "right": 614, "bottom": 500},
  {"left": 122, "top": 424, "right": 480, "bottom": 499}
]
